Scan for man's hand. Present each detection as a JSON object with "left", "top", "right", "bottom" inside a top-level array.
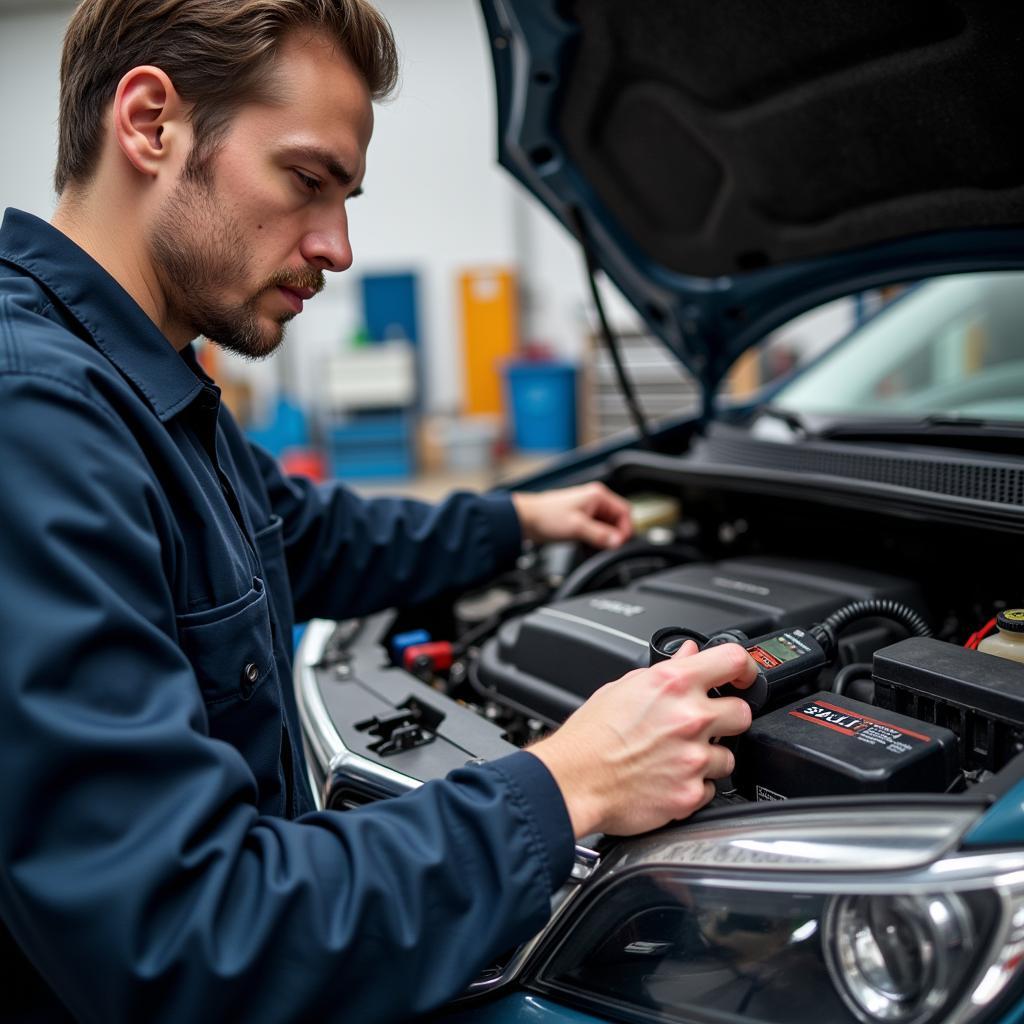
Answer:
[
  {"left": 511, "top": 482, "right": 632, "bottom": 550},
  {"left": 529, "top": 641, "right": 757, "bottom": 837}
]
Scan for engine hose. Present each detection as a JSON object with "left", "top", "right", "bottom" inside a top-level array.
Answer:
[
  {"left": 832, "top": 662, "right": 873, "bottom": 697},
  {"left": 553, "top": 542, "right": 700, "bottom": 602},
  {"left": 812, "top": 599, "right": 932, "bottom": 659}
]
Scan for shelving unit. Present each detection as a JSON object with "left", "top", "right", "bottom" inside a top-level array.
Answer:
[{"left": 582, "top": 331, "right": 700, "bottom": 441}]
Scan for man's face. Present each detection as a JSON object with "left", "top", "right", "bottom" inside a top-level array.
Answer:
[{"left": 150, "top": 30, "right": 373, "bottom": 358}]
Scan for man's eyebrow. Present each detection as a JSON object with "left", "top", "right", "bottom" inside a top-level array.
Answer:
[{"left": 289, "top": 146, "right": 360, "bottom": 190}]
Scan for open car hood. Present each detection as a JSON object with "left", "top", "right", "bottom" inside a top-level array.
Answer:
[{"left": 480, "top": 0, "right": 1024, "bottom": 399}]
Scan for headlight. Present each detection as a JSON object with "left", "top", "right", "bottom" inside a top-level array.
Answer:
[
  {"left": 526, "top": 808, "right": 1024, "bottom": 1024},
  {"left": 825, "top": 893, "right": 974, "bottom": 1024}
]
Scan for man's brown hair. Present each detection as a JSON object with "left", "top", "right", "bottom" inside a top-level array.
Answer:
[{"left": 55, "top": 0, "right": 399, "bottom": 194}]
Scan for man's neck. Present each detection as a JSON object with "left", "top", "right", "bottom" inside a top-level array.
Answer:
[{"left": 51, "top": 190, "right": 194, "bottom": 350}]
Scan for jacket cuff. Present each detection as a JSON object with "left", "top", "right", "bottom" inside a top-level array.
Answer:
[
  {"left": 479, "top": 492, "right": 523, "bottom": 570},
  {"left": 483, "top": 750, "right": 576, "bottom": 893}
]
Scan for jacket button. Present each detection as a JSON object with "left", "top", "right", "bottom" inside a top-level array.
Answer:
[{"left": 241, "top": 662, "right": 260, "bottom": 696}]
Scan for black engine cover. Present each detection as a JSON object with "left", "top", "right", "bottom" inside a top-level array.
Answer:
[{"left": 475, "top": 556, "right": 921, "bottom": 723}]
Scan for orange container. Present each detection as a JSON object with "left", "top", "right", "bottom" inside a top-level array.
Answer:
[{"left": 460, "top": 269, "right": 518, "bottom": 416}]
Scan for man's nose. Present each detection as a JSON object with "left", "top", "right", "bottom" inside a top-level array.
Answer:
[{"left": 300, "top": 218, "right": 353, "bottom": 273}]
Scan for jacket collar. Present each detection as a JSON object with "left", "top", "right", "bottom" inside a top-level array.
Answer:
[{"left": 0, "top": 207, "right": 205, "bottom": 421}]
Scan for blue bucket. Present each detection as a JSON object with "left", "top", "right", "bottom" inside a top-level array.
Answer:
[{"left": 504, "top": 361, "right": 578, "bottom": 452}]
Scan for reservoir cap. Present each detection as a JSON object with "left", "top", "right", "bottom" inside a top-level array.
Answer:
[{"left": 997, "top": 610, "right": 1024, "bottom": 634}]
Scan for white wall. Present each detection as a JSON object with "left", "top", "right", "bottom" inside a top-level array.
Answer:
[{"left": 0, "top": 6, "right": 68, "bottom": 218}]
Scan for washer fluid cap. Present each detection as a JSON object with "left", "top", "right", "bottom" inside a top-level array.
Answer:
[{"left": 996, "top": 610, "right": 1024, "bottom": 634}]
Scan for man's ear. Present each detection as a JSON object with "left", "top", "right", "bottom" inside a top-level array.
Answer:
[{"left": 111, "top": 66, "right": 188, "bottom": 179}]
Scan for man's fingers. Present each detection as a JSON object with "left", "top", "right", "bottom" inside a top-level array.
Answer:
[
  {"left": 698, "top": 779, "right": 716, "bottom": 811},
  {"left": 514, "top": 483, "right": 633, "bottom": 548},
  {"left": 597, "top": 491, "right": 633, "bottom": 539},
  {"left": 661, "top": 642, "right": 759, "bottom": 694},
  {"left": 669, "top": 639, "right": 700, "bottom": 659},
  {"left": 707, "top": 696, "right": 754, "bottom": 739},
  {"left": 704, "top": 742, "right": 737, "bottom": 781},
  {"left": 576, "top": 514, "right": 622, "bottom": 550},
  {"left": 583, "top": 484, "right": 632, "bottom": 543}
]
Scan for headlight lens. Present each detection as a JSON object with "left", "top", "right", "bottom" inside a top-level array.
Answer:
[
  {"left": 531, "top": 870, "right": 1005, "bottom": 1024},
  {"left": 826, "top": 894, "right": 974, "bottom": 1024}
]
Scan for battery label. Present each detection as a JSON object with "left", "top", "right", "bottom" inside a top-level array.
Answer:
[{"left": 789, "top": 699, "right": 933, "bottom": 756}]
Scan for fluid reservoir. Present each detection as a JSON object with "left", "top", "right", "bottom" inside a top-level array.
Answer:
[{"left": 978, "top": 610, "right": 1024, "bottom": 665}]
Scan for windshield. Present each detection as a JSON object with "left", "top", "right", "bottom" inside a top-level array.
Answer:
[{"left": 771, "top": 272, "right": 1024, "bottom": 422}]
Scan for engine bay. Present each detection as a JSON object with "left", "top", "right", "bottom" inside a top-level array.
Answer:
[
  {"left": 301, "top": 462, "right": 1024, "bottom": 815},
  {"left": 473, "top": 555, "right": 922, "bottom": 724}
]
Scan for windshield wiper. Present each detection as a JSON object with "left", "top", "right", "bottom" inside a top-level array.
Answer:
[
  {"left": 756, "top": 407, "right": 1024, "bottom": 449},
  {"left": 752, "top": 406, "right": 814, "bottom": 438},
  {"left": 821, "top": 415, "right": 1024, "bottom": 439}
]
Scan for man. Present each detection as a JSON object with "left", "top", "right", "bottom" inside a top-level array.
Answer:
[{"left": 0, "top": 1, "right": 756, "bottom": 1020}]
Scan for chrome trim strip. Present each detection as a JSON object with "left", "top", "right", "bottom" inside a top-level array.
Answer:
[
  {"left": 603, "top": 806, "right": 982, "bottom": 875},
  {"left": 326, "top": 748, "right": 421, "bottom": 804},
  {"left": 295, "top": 619, "right": 420, "bottom": 809},
  {"left": 670, "top": 851, "right": 1024, "bottom": 896},
  {"left": 295, "top": 619, "right": 342, "bottom": 808},
  {"left": 538, "top": 607, "right": 650, "bottom": 648}
]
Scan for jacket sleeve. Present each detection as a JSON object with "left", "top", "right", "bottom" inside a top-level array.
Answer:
[
  {"left": 246, "top": 441, "right": 524, "bottom": 621},
  {"left": 0, "top": 373, "right": 574, "bottom": 1024}
]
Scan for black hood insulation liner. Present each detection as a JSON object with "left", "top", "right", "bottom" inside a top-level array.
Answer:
[{"left": 559, "top": 0, "right": 1024, "bottom": 277}]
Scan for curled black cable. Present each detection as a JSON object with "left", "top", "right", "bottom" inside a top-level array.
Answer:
[
  {"left": 812, "top": 598, "right": 932, "bottom": 658},
  {"left": 454, "top": 590, "right": 549, "bottom": 654},
  {"left": 553, "top": 542, "right": 701, "bottom": 602},
  {"left": 832, "top": 661, "right": 873, "bottom": 697}
]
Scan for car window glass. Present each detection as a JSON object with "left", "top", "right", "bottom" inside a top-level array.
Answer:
[{"left": 770, "top": 272, "right": 1024, "bottom": 420}]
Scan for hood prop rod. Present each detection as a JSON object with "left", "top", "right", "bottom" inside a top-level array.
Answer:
[{"left": 570, "top": 206, "right": 652, "bottom": 448}]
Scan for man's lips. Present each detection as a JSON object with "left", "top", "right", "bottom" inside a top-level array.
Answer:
[{"left": 277, "top": 286, "right": 317, "bottom": 313}]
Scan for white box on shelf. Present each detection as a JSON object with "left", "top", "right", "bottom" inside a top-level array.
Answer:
[{"left": 324, "top": 341, "right": 416, "bottom": 410}]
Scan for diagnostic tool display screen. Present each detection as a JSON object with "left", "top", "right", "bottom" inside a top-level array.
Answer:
[{"left": 752, "top": 635, "right": 803, "bottom": 665}]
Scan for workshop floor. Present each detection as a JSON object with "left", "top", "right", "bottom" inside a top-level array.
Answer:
[{"left": 348, "top": 455, "right": 553, "bottom": 502}]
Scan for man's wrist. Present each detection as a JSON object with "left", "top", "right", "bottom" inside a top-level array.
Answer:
[
  {"left": 527, "top": 734, "right": 604, "bottom": 839},
  {"left": 509, "top": 492, "right": 537, "bottom": 544},
  {"left": 478, "top": 492, "right": 526, "bottom": 564}
]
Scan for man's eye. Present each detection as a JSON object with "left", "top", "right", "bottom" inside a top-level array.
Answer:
[{"left": 293, "top": 170, "right": 322, "bottom": 193}]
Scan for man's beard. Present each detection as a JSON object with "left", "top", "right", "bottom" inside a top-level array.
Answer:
[{"left": 150, "top": 171, "right": 324, "bottom": 361}]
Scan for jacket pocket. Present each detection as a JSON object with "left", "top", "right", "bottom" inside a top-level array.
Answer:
[
  {"left": 176, "top": 578, "right": 289, "bottom": 814},
  {"left": 175, "top": 578, "right": 274, "bottom": 703}
]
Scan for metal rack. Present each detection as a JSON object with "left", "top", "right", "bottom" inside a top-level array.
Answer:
[{"left": 582, "top": 331, "right": 699, "bottom": 441}]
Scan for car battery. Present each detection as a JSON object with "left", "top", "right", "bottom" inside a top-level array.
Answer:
[
  {"left": 733, "top": 691, "right": 959, "bottom": 801},
  {"left": 872, "top": 637, "right": 1024, "bottom": 773}
]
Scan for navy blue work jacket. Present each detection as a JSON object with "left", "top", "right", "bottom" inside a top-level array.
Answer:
[{"left": 0, "top": 209, "right": 574, "bottom": 1023}]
